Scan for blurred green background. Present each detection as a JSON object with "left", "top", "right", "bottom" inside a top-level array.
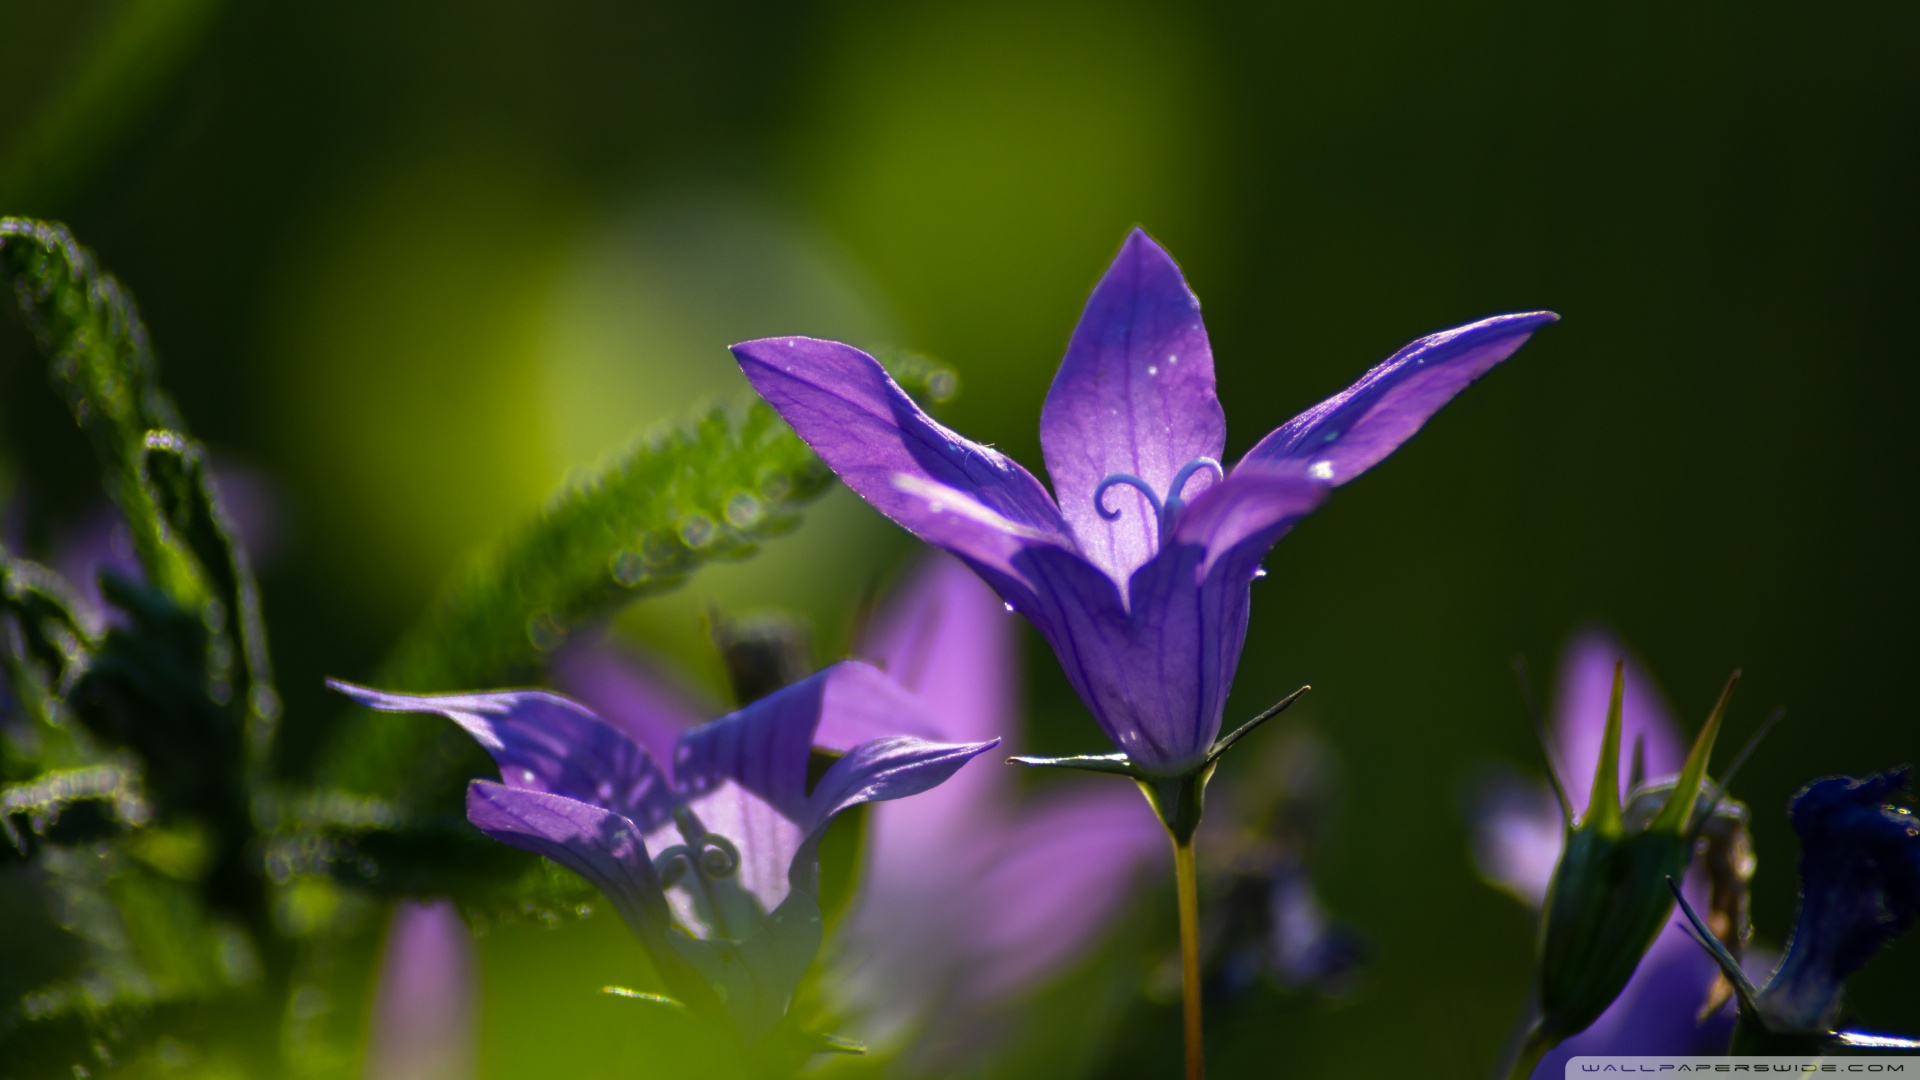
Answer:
[{"left": 2, "top": 0, "right": 1915, "bottom": 1076}]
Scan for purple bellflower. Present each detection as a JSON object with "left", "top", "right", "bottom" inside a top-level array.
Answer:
[
  {"left": 365, "top": 899, "right": 479, "bottom": 1080},
  {"left": 1472, "top": 633, "right": 1748, "bottom": 1074},
  {"left": 828, "top": 554, "right": 1168, "bottom": 1062},
  {"left": 550, "top": 556, "right": 1166, "bottom": 1067},
  {"left": 1673, "top": 767, "right": 1920, "bottom": 1051},
  {"left": 734, "top": 229, "right": 1554, "bottom": 798},
  {"left": 328, "top": 663, "right": 998, "bottom": 1044}
]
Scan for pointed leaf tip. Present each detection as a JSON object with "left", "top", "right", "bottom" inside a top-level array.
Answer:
[
  {"left": 1654, "top": 669, "right": 1740, "bottom": 835},
  {"left": 1583, "top": 658, "right": 1627, "bottom": 831}
]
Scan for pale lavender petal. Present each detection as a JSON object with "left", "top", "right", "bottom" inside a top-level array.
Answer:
[
  {"left": 331, "top": 680, "right": 676, "bottom": 831},
  {"left": 1040, "top": 229, "right": 1226, "bottom": 581},
  {"left": 732, "top": 336, "right": 1072, "bottom": 554},
  {"left": 1241, "top": 312, "right": 1556, "bottom": 486},
  {"left": 1470, "top": 773, "right": 1565, "bottom": 907},
  {"left": 950, "top": 782, "right": 1166, "bottom": 1003},
  {"left": 1551, "top": 632, "right": 1685, "bottom": 812},
  {"left": 671, "top": 661, "right": 939, "bottom": 820},
  {"left": 857, "top": 553, "right": 1020, "bottom": 750},
  {"left": 549, "top": 639, "right": 709, "bottom": 769},
  {"left": 648, "top": 778, "right": 804, "bottom": 935},
  {"left": 365, "top": 900, "right": 477, "bottom": 1080},
  {"left": 464, "top": 782, "right": 675, "bottom": 955}
]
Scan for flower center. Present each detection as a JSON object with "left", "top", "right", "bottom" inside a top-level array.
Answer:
[
  {"left": 1093, "top": 457, "right": 1223, "bottom": 546},
  {"left": 652, "top": 805, "right": 742, "bottom": 888}
]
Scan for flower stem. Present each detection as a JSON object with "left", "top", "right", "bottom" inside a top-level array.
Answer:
[{"left": 1174, "top": 835, "right": 1205, "bottom": 1080}]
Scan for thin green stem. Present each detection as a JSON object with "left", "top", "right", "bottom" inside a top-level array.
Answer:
[{"left": 1174, "top": 835, "right": 1205, "bottom": 1080}]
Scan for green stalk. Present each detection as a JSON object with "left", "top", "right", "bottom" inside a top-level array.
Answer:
[{"left": 1174, "top": 835, "right": 1206, "bottom": 1080}]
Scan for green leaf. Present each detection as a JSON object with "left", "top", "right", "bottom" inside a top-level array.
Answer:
[
  {"left": 318, "top": 355, "right": 956, "bottom": 804},
  {"left": 0, "top": 218, "right": 200, "bottom": 607}
]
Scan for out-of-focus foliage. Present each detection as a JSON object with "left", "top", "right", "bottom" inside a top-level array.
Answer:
[
  {"left": 0, "top": 220, "right": 951, "bottom": 1078},
  {"left": 0, "top": 218, "right": 285, "bottom": 1077}
]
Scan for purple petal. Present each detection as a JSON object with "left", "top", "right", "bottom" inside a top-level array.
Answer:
[
  {"left": 835, "top": 780, "right": 1162, "bottom": 1052},
  {"left": 1040, "top": 230, "right": 1226, "bottom": 581},
  {"left": 948, "top": 782, "right": 1165, "bottom": 1002},
  {"left": 1016, "top": 470, "right": 1324, "bottom": 775},
  {"left": 1241, "top": 312, "right": 1556, "bottom": 486},
  {"left": 464, "top": 782, "right": 675, "bottom": 955},
  {"left": 858, "top": 553, "right": 1022, "bottom": 751},
  {"left": 365, "top": 900, "right": 477, "bottom": 1080},
  {"left": 1758, "top": 768, "right": 1920, "bottom": 1033},
  {"left": 672, "top": 661, "right": 940, "bottom": 820},
  {"left": 1163, "top": 466, "right": 1329, "bottom": 580},
  {"left": 801, "top": 733, "right": 1001, "bottom": 845},
  {"left": 331, "top": 680, "right": 676, "bottom": 831},
  {"left": 1550, "top": 632, "right": 1685, "bottom": 812},
  {"left": 651, "top": 778, "right": 804, "bottom": 934},
  {"left": 1470, "top": 772, "right": 1565, "bottom": 907},
  {"left": 549, "top": 639, "right": 709, "bottom": 770},
  {"left": 732, "top": 336, "right": 1072, "bottom": 563}
]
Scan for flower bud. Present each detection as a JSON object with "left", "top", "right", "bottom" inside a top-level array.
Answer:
[{"left": 1529, "top": 663, "right": 1738, "bottom": 1055}]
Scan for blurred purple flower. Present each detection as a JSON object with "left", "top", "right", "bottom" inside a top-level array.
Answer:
[
  {"left": 553, "top": 556, "right": 1166, "bottom": 1065},
  {"left": 330, "top": 662, "right": 997, "bottom": 1040},
  {"left": 827, "top": 554, "right": 1167, "bottom": 1060},
  {"left": 365, "top": 899, "right": 478, "bottom": 1080},
  {"left": 1471, "top": 633, "right": 1738, "bottom": 1072},
  {"left": 735, "top": 229, "right": 1553, "bottom": 776}
]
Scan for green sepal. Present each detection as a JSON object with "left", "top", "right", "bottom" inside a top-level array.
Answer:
[
  {"left": 1650, "top": 671, "right": 1738, "bottom": 835},
  {"left": 1006, "top": 752, "right": 1141, "bottom": 778},
  {"left": 1205, "top": 684, "right": 1309, "bottom": 767},
  {"left": 1137, "top": 765, "right": 1214, "bottom": 845},
  {"left": 601, "top": 987, "right": 686, "bottom": 1010}
]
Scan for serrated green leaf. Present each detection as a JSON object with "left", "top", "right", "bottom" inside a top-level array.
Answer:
[
  {"left": 318, "top": 355, "right": 956, "bottom": 806},
  {"left": 0, "top": 219, "right": 199, "bottom": 607}
]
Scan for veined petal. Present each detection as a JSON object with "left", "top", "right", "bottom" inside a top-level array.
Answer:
[
  {"left": 796, "top": 734, "right": 1000, "bottom": 890},
  {"left": 673, "top": 661, "right": 938, "bottom": 819},
  {"left": 1165, "top": 466, "right": 1329, "bottom": 580},
  {"left": 732, "top": 335, "right": 1072, "bottom": 545},
  {"left": 1241, "top": 312, "right": 1556, "bottom": 485},
  {"left": 1053, "top": 469, "right": 1324, "bottom": 775},
  {"left": 883, "top": 473, "right": 1070, "bottom": 609},
  {"left": 1552, "top": 632, "right": 1684, "bottom": 811},
  {"left": 649, "top": 778, "right": 804, "bottom": 938},
  {"left": 1041, "top": 229, "right": 1226, "bottom": 581},
  {"left": 331, "top": 680, "right": 675, "bottom": 831},
  {"left": 465, "top": 782, "right": 677, "bottom": 959}
]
